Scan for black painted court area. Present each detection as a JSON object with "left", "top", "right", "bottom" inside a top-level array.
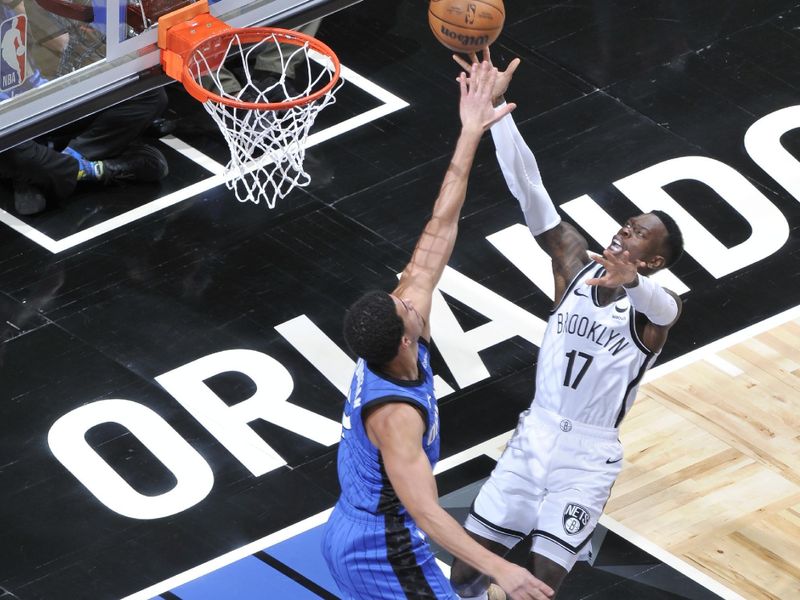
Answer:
[{"left": 2, "top": 1, "right": 800, "bottom": 599}]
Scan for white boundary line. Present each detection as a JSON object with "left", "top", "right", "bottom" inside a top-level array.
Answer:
[
  {"left": 703, "top": 354, "right": 744, "bottom": 377},
  {"left": 600, "top": 515, "right": 747, "bottom": 600},
  {"left": 159, "top": 136, "right": 226, "bottom": 176},
  {"left": 0, "top": 64, "right": 409, "bottom": 255},
  {"left": 642, "top": 303, "right": 800, "bottom": 384},
  {"left": 120, "top": 305, "right": 800, "bottom": 600}
]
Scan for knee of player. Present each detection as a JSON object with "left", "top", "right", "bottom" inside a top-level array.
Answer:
[
  {"left": 528, "top": 553, "right": 568, "bottom": 592},
  {"left": 449, "top": 558, "right": 489, "bottom": 597}
]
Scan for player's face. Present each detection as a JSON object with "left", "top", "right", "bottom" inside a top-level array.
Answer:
[
  {"left": 390, "top": 295, "right": 424, "bottom": 341},
  {"left": 607, "top": 213, "right": 668, "bottom": 269}
]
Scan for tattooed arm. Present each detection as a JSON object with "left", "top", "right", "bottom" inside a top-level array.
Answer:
[{"left": 535, "top": 224, "right": 591, "bottom": 306}]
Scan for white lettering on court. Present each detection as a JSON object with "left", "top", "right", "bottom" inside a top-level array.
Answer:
[
  {"left": 430, "top": 266, "right": 548, "bottom": 389},
  {"left": 156, "top": 349, "right": 340, "bottom": 476},
  {"left": 487, "top": 224, "right": 556, "bottom": 300},
  {"left": 48, "top": 399, "right": 214, "bottom": 519},
  {"left": 614, "top": 156, "right": 789, "bottom": 278},
  {"left": 276, "top": 313, "right": 456, "bottom": 398},
  {"left": 744, "top": 105, "right": 800, "bottom": 204}
]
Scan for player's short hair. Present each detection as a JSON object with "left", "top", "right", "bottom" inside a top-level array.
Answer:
[
  {"left": 343, "top": 290, "right": 404, "bottom": 364},
  {"left": 651, "top": 210, "right": 684, "bottom": 268}
]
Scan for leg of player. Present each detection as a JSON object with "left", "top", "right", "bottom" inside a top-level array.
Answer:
[
  {"left": 528, "top": 554, "right": 568, "bottom": 596},
  {"left": 450, "top": 533, "right": 511, "bottom": 599},
  {"left": 453, "top": 544, "right": 568, "bottom": 599}
]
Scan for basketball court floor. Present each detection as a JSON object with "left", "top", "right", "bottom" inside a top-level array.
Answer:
[{"left": 1, "top": 1, "right": 799, "bottom": 599}]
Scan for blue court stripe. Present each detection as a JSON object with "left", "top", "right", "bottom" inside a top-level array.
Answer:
[
  {"left": 254, "top": 551, "right": 338, "bottom": 599},
  {"left": 264, "top": 524, "right": 342, "bottom": 598}
]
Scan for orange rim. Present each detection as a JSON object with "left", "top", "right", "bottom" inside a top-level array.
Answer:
[{"left": 181, "top": 27, "right": 341, "bottom": 111}]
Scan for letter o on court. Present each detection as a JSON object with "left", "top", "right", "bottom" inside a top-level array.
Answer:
[{"left": 48, "top": 399, "right": 214, "bottom": 519}]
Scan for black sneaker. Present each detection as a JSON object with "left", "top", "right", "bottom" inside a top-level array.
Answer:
[
  {"left": 145, "top": 117, "right": 177, "bottom": 138},
  {"left": 13, "top": 182, "right": 47, "bottom": 216},
  {"left": 101, "top": 144, "right": 169, "bottom": 184}
]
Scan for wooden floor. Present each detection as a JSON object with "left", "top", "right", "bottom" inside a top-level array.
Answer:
[{"left": 608, "top": 315, "right": 800, "bottom": 600}]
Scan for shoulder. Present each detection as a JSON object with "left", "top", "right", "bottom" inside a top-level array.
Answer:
[{"left": 364, "top": 401, "right": 426, "bottom": 444}]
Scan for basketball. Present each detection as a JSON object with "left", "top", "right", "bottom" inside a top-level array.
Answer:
[{"left": 428, "top": 0, "right": 505, "bottom": 54}]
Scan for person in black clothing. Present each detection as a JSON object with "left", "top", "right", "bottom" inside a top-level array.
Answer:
[{"left": 0, "top": 87, "right": 169, "bottom": 216}]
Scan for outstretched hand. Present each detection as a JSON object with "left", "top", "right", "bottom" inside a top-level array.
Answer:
[
  {"left": 586, "top": 250, "right": 645, "bottom": 288},
  {"left": 494, "top": 562, "right": 554, "bottom": 600},
  {"left": 453, "top": 45, "right": 520, "bottom": 105},
  {"left": 459, "top": 60, "right": 516, "bottom": 132}
]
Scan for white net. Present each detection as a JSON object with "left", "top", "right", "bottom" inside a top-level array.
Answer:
[{"left": 186, "top": 30, "right": 341, "bottom": 208}]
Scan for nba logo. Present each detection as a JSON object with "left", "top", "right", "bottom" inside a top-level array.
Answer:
[{"left": 1, "top": 14, "right": 27, "bottom": 92}]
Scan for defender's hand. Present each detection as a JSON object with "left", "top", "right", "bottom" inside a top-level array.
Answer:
[
  {"left": 453, "top": 46, "right": 521, "bottom": 105},
  {"left": 458, "top": 61, "right": 515, "bottom": 132},
  {"left": 493, "top": 563, "right": 554, "bottom": 600}
]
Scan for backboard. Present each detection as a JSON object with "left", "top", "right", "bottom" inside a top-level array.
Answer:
[{"left": 0, "top": 0, "right": 359, "bottom": 152}]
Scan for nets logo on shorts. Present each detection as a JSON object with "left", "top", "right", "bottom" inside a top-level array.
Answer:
[{"left": 563, "top": 503, "right": 591, "bottom": 535}]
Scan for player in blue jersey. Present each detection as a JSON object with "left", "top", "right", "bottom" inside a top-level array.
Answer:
[
  {"left": 448, "top": 49, "right": 684, "bottom": 600},
  {"left": 321, "top": 61, "right": 554, "bottom": 600}
]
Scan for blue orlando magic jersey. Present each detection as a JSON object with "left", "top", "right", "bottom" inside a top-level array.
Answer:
[
  {"left": 322, "top": 339, "right": 456, "bottom": 599},
  {"left": 534, "top": 262, "right": 659, "bottom": 429},
  {"left": 337, "top": 339, "right": 439, "bottom": 512}
]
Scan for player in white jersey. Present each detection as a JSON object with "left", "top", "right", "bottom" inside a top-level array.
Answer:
[{"left": 449, "top": 49, "right": 685, "bottom": 600}]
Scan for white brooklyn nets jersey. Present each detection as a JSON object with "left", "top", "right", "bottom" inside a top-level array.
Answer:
[{"left": 534, "top": 262, "right": 659, "bottom": 428}]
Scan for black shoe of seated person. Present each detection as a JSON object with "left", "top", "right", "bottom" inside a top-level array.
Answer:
[
  {"left": 100, "top": 144, "right": 169, "bottom": 184},
  {"left": 13, "top": 181, "right": 47, "bottom": 216}
]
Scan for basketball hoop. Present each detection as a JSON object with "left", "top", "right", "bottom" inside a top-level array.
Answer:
[{"left": 158, "top": 0, "right": 341, "bottom": 208}]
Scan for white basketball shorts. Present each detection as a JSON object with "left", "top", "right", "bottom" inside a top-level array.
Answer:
[{"left": 464, "top": 405, "right": 623, "bottom": 571}]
